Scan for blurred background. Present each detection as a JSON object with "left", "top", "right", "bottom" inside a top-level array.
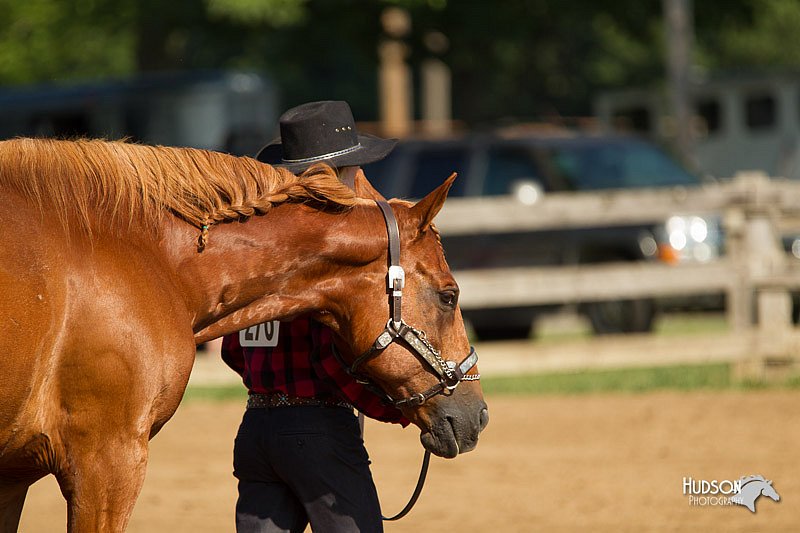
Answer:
[
  {"left": 7, "top": 0, "right": 800, "bottom": 365},
  {"left": 3, "top": 0, "right": 800, "bottom": 159},
  {"left": 7, "top": 0, "right": 800, "bottom": 356}
]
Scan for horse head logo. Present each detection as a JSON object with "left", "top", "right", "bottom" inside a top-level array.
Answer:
[{"left": 730, "top": 475, "right": 781, "bottom": 513}]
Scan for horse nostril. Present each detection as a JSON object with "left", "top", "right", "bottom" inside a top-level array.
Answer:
[{"left": 479, "top": 408, "right": 489, "bottom": 431}]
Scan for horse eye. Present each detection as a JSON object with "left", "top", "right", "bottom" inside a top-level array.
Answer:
[{"left": 438, "top": 289, "right": 458, "bottom": 308}]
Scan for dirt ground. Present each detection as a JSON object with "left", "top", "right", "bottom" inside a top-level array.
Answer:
[{"left": 17, "top": 391, "right": 799, "bottom": 532}]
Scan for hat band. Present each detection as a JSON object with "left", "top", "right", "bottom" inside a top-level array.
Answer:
[{"left": 282, "top": 143, "right": 363, "bottom": 165}]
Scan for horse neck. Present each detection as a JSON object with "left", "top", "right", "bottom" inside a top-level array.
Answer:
[{"left": 160, "top": 201, "right": 384, "bottom": 343}]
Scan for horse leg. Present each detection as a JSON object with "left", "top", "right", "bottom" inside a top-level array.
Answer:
[
  {"left": 0, "top": 483, "right": 29, "bottom": 533},
  {"left": 56, "top": 437, "right": 149, "bottom": 533}
]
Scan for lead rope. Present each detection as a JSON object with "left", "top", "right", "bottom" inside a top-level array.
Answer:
[
  {"left": 382, "top": 450, "right": 431, "bottom": 521},
  {"left": 365, "top": 200, "right": 438, "bottom": 521},
  {"left": 358, "top": 411, "right": 431, "bottom": 521}
]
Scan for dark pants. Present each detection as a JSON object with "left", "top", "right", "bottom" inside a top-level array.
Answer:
[{"left": 233, "top": 405, "right": 383, "bottom": 533}]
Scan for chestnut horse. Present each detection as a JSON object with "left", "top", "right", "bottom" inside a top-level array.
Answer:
[{"left": 0, "top": 138, "right": 487, "bottom": 532}]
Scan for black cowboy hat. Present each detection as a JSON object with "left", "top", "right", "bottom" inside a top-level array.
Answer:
[{"left": 256, "top": 100, "right": 397, "bottom": 174}]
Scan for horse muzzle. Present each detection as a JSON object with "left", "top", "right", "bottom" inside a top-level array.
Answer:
[{"left": 418, "top": 387, "right": 489, "bottom": 458}]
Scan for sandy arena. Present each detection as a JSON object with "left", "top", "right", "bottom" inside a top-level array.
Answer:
[{"left": 17, "top": 390, "right": 799, "bottom": 532}]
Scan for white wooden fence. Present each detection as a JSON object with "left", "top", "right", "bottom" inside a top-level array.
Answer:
[{"left": 434, "top": 172, "right": 800, "bottom": 380}]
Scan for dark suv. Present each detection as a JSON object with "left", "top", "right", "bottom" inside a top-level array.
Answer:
[{"left": 364, "top": 131, "right": 720, "bottom": 340}]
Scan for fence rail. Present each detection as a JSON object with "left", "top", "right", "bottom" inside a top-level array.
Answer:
[
  {"left": 435, "top": 172, "right": 800, "bottom": 380},
  {"left": 455, "top": 262, "right": 733, "bottom": 308}
]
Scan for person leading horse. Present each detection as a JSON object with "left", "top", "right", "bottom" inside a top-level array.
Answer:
[{"left": 222, "top": 101, "right": 409, "bottom": 532}]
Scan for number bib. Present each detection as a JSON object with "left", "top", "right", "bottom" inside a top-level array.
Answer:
[{"left": 239, "top": 321, "right": 280, "bottom": 347}]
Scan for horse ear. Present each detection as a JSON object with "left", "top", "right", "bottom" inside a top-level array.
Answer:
[
  {"left": 409, "top": 172, "right": 457, "bottom": 233},
  {"left": 354, "top": 169, "right": 387, "bottom": 201}
]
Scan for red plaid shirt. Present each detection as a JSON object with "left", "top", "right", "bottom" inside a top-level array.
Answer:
[{"left": 221, "top": 316, "right": 409, "bottom": 426}]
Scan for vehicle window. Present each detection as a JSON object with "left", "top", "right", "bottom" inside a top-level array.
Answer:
[
  {"left": 483, "top": 147, "right": 542, "bottom": 195},
  {"left": 409, "top": 147, "right": 468, "bottom": 198},
  {"left": 549, "top": 142, "right": 699, "bottom": 190},
  {"left": 745, "top": 93, "right": 776, "bottom": 130},
  {"left": 695, "top": 98, "right": 721, "bottom": 135}
]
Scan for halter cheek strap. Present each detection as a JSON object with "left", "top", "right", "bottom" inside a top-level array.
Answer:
[{"left": 376, "top": 200, "right": 404, "bottom": 328}]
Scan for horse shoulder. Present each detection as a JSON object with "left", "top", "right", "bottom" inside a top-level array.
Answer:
[
  {"left": 55, "top": 233, "right": 197, "bottom": 415},
  {"left": 0, "top": 193, "right": 70, "bottom": 470}
]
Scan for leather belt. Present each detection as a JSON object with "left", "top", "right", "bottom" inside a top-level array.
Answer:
[{"left": 246, "top": 392, "right": 352, "bottom": 410}]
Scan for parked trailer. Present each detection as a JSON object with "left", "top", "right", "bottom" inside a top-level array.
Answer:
[
  {"left": 594, "top": 74, "right": 800, "bottom": 181},
  {"left": 0, "top": 70, "right": 278, "bottom": 155}
]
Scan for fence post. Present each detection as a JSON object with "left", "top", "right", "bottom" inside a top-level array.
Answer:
[
  {"left": 729, "top": 172, "right": 798, "bottom": 381},
  {"left": 723, "top": 204, "right": 750, "bottom": 332}
]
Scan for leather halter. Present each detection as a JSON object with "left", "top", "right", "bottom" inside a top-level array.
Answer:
[{"left": 336, "top": 199, "right": 480, "bottom": 409}]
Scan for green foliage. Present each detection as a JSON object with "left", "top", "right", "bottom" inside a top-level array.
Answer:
[
  {"left": 0, "top": 0, "right": 135, "bottom": 84},
  {"left": 587, "top": 12, "right": 664, "bottom": 88},
  {"left": 205, "top": 0, "right": 308, "bottom": 26},
  {"left": 709, "top": 0, "right": 800, "bottom": 69},
  {"left": 4, "top": 0, "right": 800, "bottom": 122}
]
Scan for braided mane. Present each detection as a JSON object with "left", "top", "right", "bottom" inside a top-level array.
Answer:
[{"left": 0, "top": 138, "right": 356, "bottom": 236}]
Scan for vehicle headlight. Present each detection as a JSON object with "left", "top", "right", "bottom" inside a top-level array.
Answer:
[
  {"left": 688, "top": 216, "right": 708, "bottom": 242},
  {"left": 662, "top": 215, "right": 720, "bottom": 263},
  {"left": 512, "top": 180, "right": 543, "bottom": 205}
]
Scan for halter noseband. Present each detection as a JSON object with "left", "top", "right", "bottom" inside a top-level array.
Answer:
[{"left": 336, "top": 200, "right": 480, "bottom": 409}]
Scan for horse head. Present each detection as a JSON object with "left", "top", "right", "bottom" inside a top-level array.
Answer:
[
  {"left": 317, "top": 173, "right": 488, "bottom": 458},
  {"left": 761, "top": 480, "right": 780, "bottom": 502},
  {"left": 179, "top": 160, "right": 487, "bottom": 459}
]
